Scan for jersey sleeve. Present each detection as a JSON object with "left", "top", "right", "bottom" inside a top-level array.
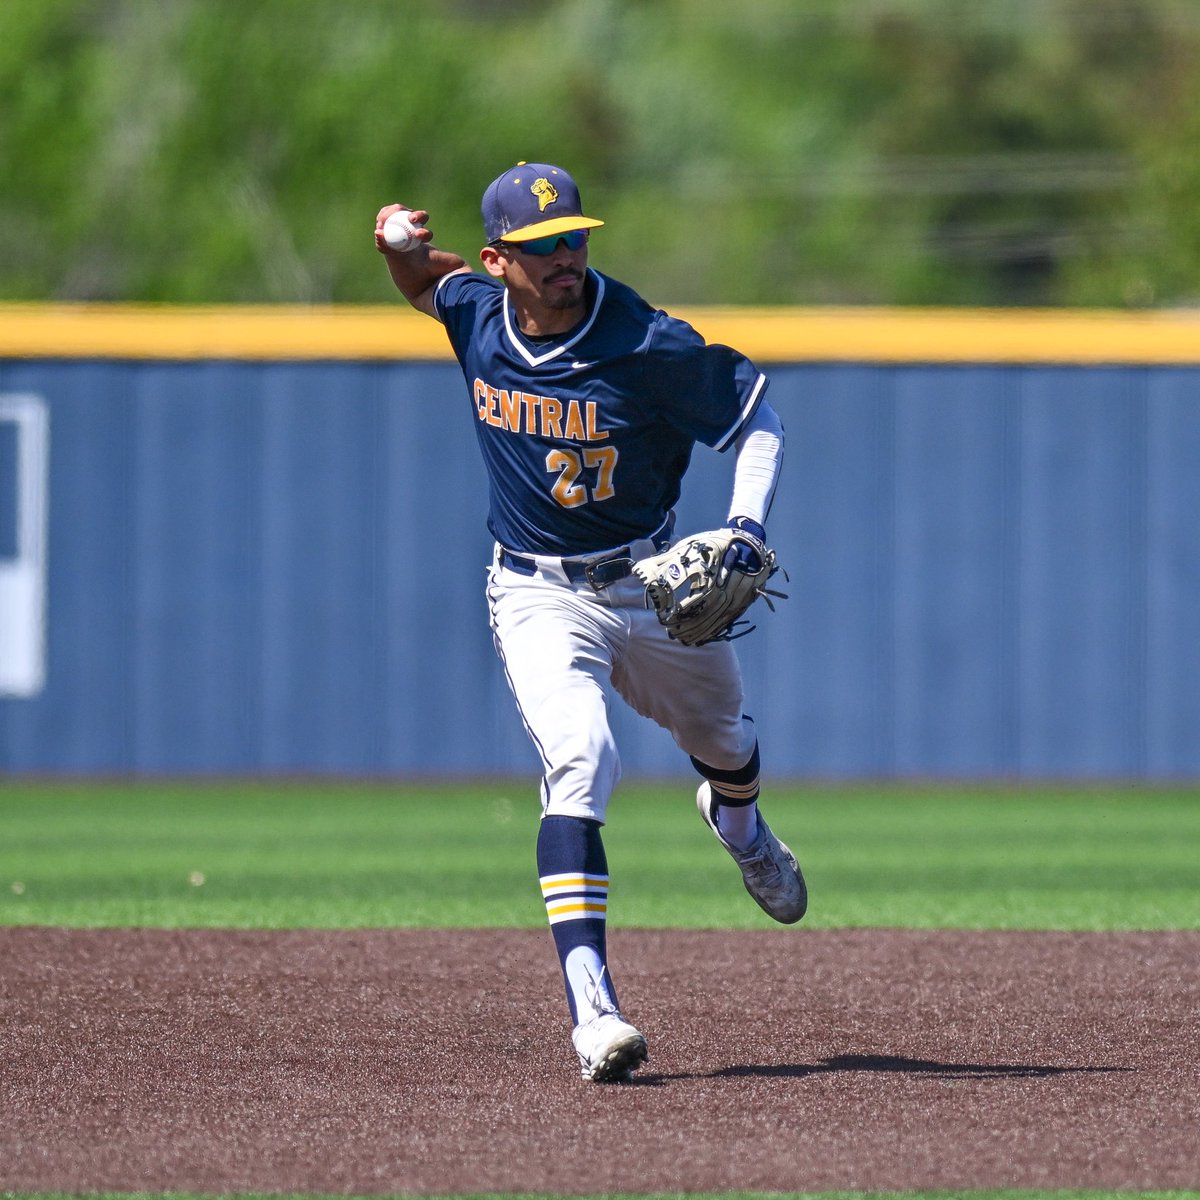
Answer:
[
  {"left": 432, "top": 271, "right": 502, "bottom": 361},
  {"left": 643, "top": 311, "right": 769, "bottom": 452}
]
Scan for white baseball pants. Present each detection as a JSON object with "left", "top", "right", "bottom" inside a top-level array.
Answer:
[{"left": 486, "top": 543, "right": 757, "bottom": 823}]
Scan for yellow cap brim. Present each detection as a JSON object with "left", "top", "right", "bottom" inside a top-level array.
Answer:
[{"left": 501, "top": 215, "right": 605, "bottom": 242}]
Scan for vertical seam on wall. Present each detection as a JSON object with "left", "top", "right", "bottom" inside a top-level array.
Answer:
[
  {"left": 1131, "top": 368, "right": 1149, "bottom": 776},
  {"left": 1002, "top": 368, "right": 1022, "bottom": 776},
  {"left": 879, "top": 370, "right": 897, "bottom": 775}
]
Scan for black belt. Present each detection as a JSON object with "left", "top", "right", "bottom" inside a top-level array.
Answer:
[
  {"left": 499, "top": 548, "right": 634, "bottom": 589},
  {"left": 499, "top": 522, "right": 673, "bottom": 591}
]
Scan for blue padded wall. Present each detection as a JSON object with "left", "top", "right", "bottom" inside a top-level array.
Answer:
[{"left": 1, "top": 357, "right": 1197, "bottom": 778}]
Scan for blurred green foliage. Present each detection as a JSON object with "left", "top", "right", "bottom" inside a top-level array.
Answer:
[{"left": 1, "top": 0, "right": 1197, "bottom": 307}]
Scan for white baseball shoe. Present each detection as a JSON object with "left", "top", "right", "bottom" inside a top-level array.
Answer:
[
  {"left": 697, "top": 782, "right": 807, "bottom": 924},
  {"left": 571, "top": 1010, "right": 649, "bottom": 1083}
]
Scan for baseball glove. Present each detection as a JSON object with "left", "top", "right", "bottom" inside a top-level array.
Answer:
[{"left": 632, "top": 526, "right": 786, "bottom": 645}]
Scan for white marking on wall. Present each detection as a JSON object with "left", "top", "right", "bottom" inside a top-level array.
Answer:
[{"left": 0, "top": 394, "right": 50, "bottom": 698}]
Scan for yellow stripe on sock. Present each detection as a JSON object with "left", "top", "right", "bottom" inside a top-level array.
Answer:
[
  {"left": 540, "top": 874, "right": 609, "bottom": 895},
  {"left": 545, "top": 901, "right": 608, "bottom": 918},
  {"left": 711, "top": 780, "right": 760, "bottom": 802}
]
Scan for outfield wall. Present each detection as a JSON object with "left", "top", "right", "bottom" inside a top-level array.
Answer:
[{"left": 2, "top": 304, "right": 1199, "bottom": 779}]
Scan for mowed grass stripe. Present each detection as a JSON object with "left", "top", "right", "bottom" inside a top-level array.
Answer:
[{"left": 1, "top": 782, "right": 1196, "bottom": 930}]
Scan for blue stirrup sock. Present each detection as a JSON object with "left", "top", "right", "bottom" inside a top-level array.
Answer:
[
  {"left": 537, "top": 814, "right": 618, "bottom": 1025},
  {"left": 692, "top": 740, "right": 762, "bottom": 851}
]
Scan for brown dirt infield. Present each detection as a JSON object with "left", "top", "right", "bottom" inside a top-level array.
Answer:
[{"left": 1, "top": 926, "right": 1197, "bottom": 1194}]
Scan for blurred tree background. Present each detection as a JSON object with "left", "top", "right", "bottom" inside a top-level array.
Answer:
[{"left": 1, "top": 0, "right": 1197, "bottom": 308}]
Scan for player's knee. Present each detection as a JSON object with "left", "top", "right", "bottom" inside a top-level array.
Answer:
[
  {"left": 683, "top": 714, "right": 757, "bottom": 774},
  {"left": 542, "top": 731, "right": 621, "bottom": 823},
  {"left": 691, "top": 736, "right": 760, "bottom": 787}
]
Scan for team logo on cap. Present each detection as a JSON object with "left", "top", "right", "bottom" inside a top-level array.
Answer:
[{"left": 532, "top": 178, "right": 559, "bottom": 211}]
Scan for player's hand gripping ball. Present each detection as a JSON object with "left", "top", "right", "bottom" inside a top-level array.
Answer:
[{"left": 382, "top": 209, "right": 423, "bottom": 252}]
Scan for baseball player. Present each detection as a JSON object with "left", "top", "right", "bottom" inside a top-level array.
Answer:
[{"left": 375, "top": 162, "right": 805, "bottom": 1084}]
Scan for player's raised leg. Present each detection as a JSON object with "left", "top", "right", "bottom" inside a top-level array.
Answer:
[
  {"left": 612, "top": 618, "right": 806, "bottom": 924},
  {"left": 692, "top": 739, "right": 807, "bottom": 925}
]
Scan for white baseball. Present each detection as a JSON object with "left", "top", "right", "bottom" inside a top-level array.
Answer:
[{"left": 383, "top": 210, "right": 422, "bottom": 252}]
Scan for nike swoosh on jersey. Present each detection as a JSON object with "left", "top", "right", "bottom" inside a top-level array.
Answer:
[{"left": 571, "top": 360, "right": 596, "bottom": 369}]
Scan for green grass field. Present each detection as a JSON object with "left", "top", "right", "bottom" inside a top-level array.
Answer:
[
  {"left": 3, "top": 782, "right": 1197, "bottom": 1200},
  {"left": 1, "top": 780, "right": 1196, "bottom": 931}
]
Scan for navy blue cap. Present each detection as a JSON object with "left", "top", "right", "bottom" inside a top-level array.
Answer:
[{"left": 482, "top": 162, "right": 604, "bottom": 243}]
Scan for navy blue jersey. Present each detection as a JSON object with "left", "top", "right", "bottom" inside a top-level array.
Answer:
[{"left": 433, "top": 268, "right": 768, "bottom": 555}]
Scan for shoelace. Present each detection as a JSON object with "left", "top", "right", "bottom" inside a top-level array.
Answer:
[
  {"left": 739, "top": 837, "right": 784, "bottom": 886},
  {"left": 582, "top": 963, "right": 620, "bottom": 1021}
]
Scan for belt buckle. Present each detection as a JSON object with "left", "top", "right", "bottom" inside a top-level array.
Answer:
[{"left": 584, "top": 554, "right": 633, "bottom": 591}]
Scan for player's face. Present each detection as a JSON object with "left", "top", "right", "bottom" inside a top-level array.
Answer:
[{"left": 481, "top": 233, "right": 590, "bottom": 327}]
